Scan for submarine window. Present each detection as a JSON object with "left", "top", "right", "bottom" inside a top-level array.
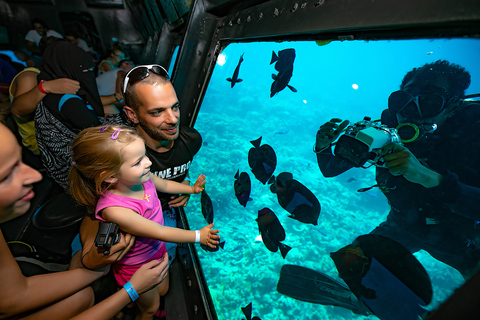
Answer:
[
  {"left": 168, "top": 45, "right": 179, "bottom": 76},
  {"left": 187, "top": 38, "right": 479, "bottom": 319}
]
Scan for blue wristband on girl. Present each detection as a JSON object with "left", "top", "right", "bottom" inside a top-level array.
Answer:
[{"left": 124, "top": 281, "right": 139, "bottom": 301}]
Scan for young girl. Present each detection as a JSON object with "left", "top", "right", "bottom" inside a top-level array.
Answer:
[{"left": 69, "top": 125, "right": 220, "bottom": 320}]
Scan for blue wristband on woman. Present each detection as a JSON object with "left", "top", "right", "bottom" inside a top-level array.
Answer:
[{"left": 124, "top": 281, "right": 139, "bottom": 301}]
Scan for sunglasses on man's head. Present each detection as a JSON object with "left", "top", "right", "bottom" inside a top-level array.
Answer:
[
  {"left": 388, "top": 90, "right": 448, "bottom": 119},
  {"left": 122, "top": 64, "right": 169, "bottom": 94}
]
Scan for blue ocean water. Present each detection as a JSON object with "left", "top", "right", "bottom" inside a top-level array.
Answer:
[{"left": 186, "top": 39, "right": 479, "bottom": 320}]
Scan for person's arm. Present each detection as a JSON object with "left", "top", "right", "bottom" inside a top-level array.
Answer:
[
  {"left": 382, "top": 142, "right": 480, "bottom": 220},
  {"left": 151, "top": 174, "right": 206, "bottom": 195},
  {"left": 98, "top": 61, "right": 113, "bottom": 73},
  {"left": 79, "top": 217, "right": 135, "bottom": 270},
  {"left": 102, "top": 206, "right": 219, "bottom": 247},
  {"left": 0, "top": 230, "right": 106, "bottom": 319},
  {"left": 11, "top": 74, "right": 80, "bottom": 117},
  {"left": 70, "top": 257, "right": 168, "bottom": 320},
  {"left": 315, "top": 118, "right": 353, "bottom": 177}
]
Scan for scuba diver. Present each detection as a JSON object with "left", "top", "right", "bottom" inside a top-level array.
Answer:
[{"left": 278, "top": 60, "right": 480, "bottom": 318}]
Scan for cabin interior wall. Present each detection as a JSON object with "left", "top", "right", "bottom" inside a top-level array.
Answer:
[{"left": 0, "top": 0, "right": 145, "bottom": 59}]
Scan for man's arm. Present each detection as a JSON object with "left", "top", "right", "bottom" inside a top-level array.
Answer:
[{"left": 315, "top": 118, "right": 353, "bottom": 177}]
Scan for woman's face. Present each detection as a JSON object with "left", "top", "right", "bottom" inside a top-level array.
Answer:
[{"left": 0, "top": 125, "right": 42, "bottom": 223}]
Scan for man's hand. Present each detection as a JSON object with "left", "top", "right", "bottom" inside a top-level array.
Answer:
[
  {"left": 315, "top": 118, "right": 349, "bottom": 152},
  {"left": 42, "top": 78, "right": 80, "bottom": 95},
  {"left": 168, "top": 194, "right": 190, "bottom": 208},
  {"left": 381, "top": 142, "right": 443, "bottom": 188},
  {"left": 79, "top": 217, "right": 135, "bottom": 269}
]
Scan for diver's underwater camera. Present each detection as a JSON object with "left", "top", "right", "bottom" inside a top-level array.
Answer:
[{"left": 334, "top": 117, "right": 401, "bottom": 167}]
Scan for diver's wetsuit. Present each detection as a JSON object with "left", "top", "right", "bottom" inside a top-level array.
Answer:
[{"left": 317, "top": 101, "right": 480, "bottom": 277}]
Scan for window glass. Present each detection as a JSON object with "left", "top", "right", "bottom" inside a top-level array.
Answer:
[{"left": 188, "top": 38, "right": 480, "bottom": 319}]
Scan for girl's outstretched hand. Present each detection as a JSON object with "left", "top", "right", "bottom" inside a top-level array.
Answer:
[
  {"left": 200, "top": 222, "right": 220, "bottom": 248},
  {"left": 191, "top": 174, "right": 207, "bottom": 193}
]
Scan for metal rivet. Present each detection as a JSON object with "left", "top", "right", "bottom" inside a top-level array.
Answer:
[
  {"left": 314, "top": 0, "right": 325, "bottom": 7},
  {"left": 301, "top": 2, "right": 307, "bottom": 9},
  {"left": 258, "top": 12, "right": 263, "bottom": 20},
  {"left": 291, "top": 3, "right": 298, "bottom": 12},
  {"left": 246, "top": 15, "right": 251, "bottom": 22},
  {"left": 272, "top": 8, "right": 279, "bottom": 17}
]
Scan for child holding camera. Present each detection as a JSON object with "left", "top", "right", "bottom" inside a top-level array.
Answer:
[{"left": 69, "top": 125, "right": 220, "bottom": 320}]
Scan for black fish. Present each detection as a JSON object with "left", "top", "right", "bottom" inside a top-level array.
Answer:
[
  {"left": 270, "top": 49, "right": 297, "bottom": 97},
  {"left": 270, "top": 49, "right": 295, "bottom": 72},
  {"left": 201, "top": 239, "right": 226, "bottom": 252},
  {"left": 255, "top": 207, "right": 292, "bottom": 259},
  {"left": 226, "top": 53, "right": 244, "bottom": 88},
  {"left": 270, "top": 172, "right": 321, "bottom": 225},
  {"left": 248, "top": 136, "right": 277, "bottom": 184},
  {"left": 241, "top": 302, "right": 261, "bottom": 320},
  {"left": 201, "top": 189, "right": 214, "bottom": 224},
  {"left": 234, "top": 169, "right": 252, "bottom": 207}
]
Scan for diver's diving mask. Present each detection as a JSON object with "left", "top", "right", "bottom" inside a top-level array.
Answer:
[{"left": 388, "top": 90, "right": 451, "bottom": 119}]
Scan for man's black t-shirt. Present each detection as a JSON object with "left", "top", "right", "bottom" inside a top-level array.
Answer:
[{"left": 146, "top": 126, "right": 202, "bottom": 209}]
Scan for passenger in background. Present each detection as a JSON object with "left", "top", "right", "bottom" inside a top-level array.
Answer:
[
  {"left": 98, "top": 45, "right": 127, "bottom": 75},
  {"left": 0, "top": 53, "right": 25, "bottom": 73},
  {"left": 15, "top": 49, "right": 41, "bottom": 68},
  {"left": 123, "top": 64, "right": 203, "bottom": 266},
  {"left": 25, "top": 18, "right": 63, "bottom": 56},
  {"left": 0, "top": 58, "right": 19, "bottom": 125},
  {"left": 65, "top": 31, "right": 91, "bottom": 53},
  {"left": 35, "top": 41, "right": 122, "bottom": 191},
  {"left": 315, "top": 60, "right": 480, "bottom": 279},
  {"left": 0, "top": 122, "right": 169, "bottom": 320},
  {"left": 96, "top": 59, "right": 135, "bottom": 114}
]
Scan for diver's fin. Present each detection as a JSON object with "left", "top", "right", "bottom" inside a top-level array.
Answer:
[
  {"left": 277, "top": 264, "right": 371, "bottom": 316},
  {"left": 279, "top": 243, "right": 292, "bottom": 259},
  {"left": 250, "top": 137, "right": 262, "bottom": 148}
]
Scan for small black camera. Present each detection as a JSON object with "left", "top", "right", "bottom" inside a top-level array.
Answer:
[
  {"left": 334, "top": 117, "right": 401, "bottom": 167},
  {"left": 95, "top": 222, "right": 121, "bottom": 255}
]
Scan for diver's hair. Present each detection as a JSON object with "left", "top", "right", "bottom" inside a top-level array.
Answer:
[
  {"left": 123, "top": 71, "right": 170, "bottom": 112},
  {"left": 400, "top": 60, "right": 471, "bottom": 99},
  {"left": 69, "top": 125, "right": 142, "bottom": 212}
]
